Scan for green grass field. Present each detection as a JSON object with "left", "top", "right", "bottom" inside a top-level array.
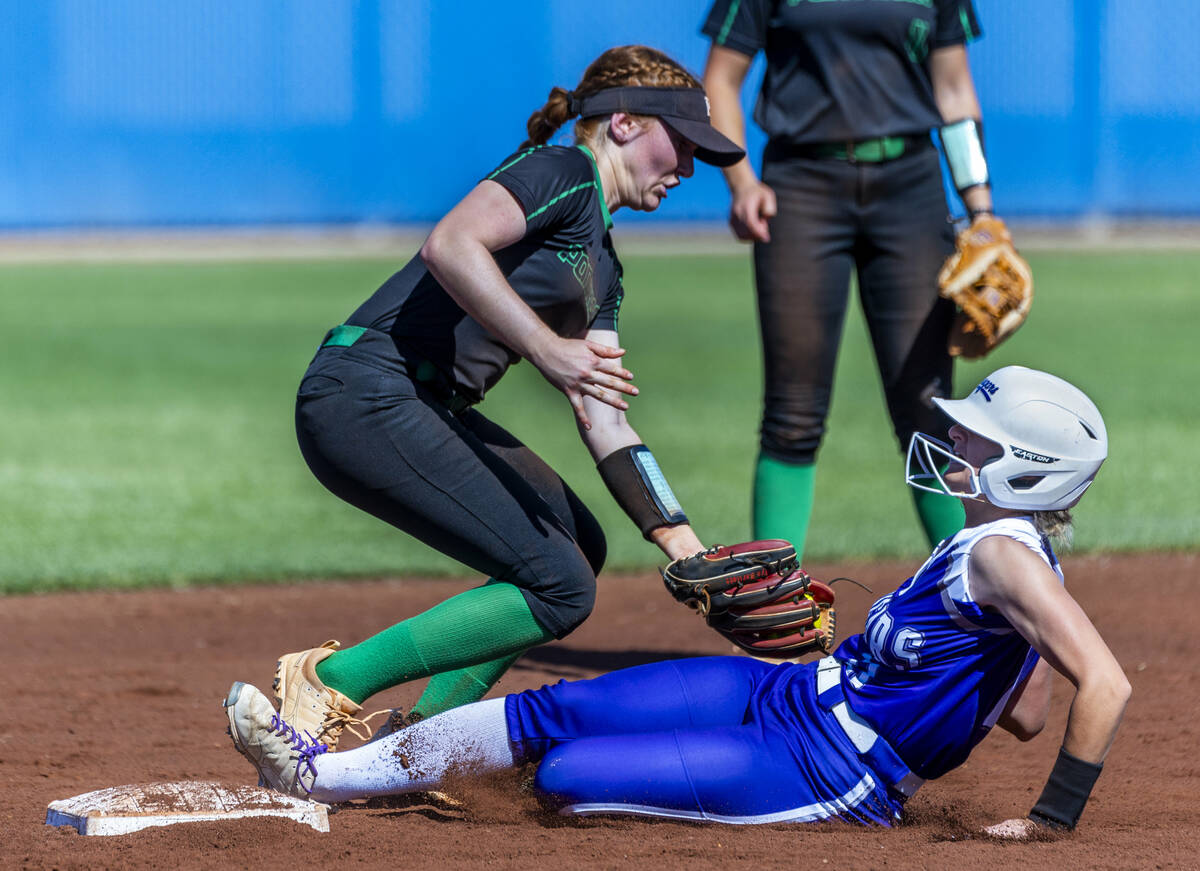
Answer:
[{"left": 2, "top": 248, "right": 1197, "bottom": 593}]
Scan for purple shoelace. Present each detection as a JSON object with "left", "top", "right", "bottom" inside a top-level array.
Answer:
[{"left": 269, "top": 713, "right": 328, "bottom": 794}]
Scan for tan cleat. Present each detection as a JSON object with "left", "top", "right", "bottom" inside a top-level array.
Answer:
[{"left": 273, "top": 640, "right": 369, "bottom": 751}]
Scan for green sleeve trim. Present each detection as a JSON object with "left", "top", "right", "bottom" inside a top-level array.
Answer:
[
  {"left": 486, "top": 146, "right": 541, "bottom": 181},
  {"left": 717, "top": 0, "right": 742, "bottom": 46},
  {"left": 575, "top": 144, "right": 613, "bottom": 230},
  {"left": 525, "top": 181, "right": 596, "bottom": 222},
  {"left": 959, "top": 6, "right": 978, "bottom": 42}
]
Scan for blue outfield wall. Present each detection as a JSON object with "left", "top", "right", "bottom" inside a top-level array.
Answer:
[{"left": 1, "top": 0, "right": 1198, "bottom": 228}]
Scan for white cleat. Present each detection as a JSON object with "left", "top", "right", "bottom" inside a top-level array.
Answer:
[{"left": 224, "top": 681, "right": 328, "bottom": 799}]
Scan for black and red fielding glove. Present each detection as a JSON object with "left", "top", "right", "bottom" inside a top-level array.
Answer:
[{"left": 663, "top": 541, "right": 836, "bottom": 658}]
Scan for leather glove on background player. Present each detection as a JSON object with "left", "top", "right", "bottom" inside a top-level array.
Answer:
[
  {"left": 938, "top": 214, "right": 1033, "bottom": 359},
  {"left": 662, "top": 540, "right": 836, "bottom": 658}
]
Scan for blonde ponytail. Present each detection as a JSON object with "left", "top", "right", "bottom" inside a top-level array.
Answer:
[{"left": 1033, "top": 510, "right": 1074, "bottom": 549}]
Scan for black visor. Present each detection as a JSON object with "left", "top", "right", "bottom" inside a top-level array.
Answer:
[{"left": 573, "top": 86, "right": 745, "bottom": 167}]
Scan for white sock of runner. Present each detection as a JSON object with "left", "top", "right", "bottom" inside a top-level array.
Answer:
[{"left": 307, "top": 697, "right": 515, "bottom": 803}]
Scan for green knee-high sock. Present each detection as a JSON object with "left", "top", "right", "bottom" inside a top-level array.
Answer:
[
  {"left": 313, "top": 581, "right": 554, "bottom": 704},
  {"left": 410, "top": 649, "right": 525, "bottom": 720},
  {"left": 753, "top": 454, "right": 816, "bottom": 562},
  {"left": 910, "top": 483, "right": 965, "bottom": 547}
]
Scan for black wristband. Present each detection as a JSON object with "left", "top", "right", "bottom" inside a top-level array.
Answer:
[
  {"left": 1029, "top": 747, "right": 1104, "bottom": 830},
  {"left": 596, "top": 445, "right": 688, "bottom": 539}
]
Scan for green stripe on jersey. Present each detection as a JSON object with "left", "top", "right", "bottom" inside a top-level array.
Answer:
[
  {"left": 486, "top": 146, "right": 542, "bottom": 180},
  {"left": 525, "top": 181, "right": 596, "bottom": 222},
  {"left": 959, "top": 6, "right": 977, "bottom": 41},
  {"left": 717, "top": 0, "right": 742, "bottom": 45},
  {"left": 576, "top": 144, "right": 613, "bottom": 230}
]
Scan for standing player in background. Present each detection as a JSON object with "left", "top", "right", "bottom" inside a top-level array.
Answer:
[
  {"left": 237, "top": 46, "right": 746, "bottom": 755},
  {"left": 702, "top": 0, "right": 1007, "bottom": 560},
  {"left": 229, "top": 366, "right": 1128, "bottom": 837}
]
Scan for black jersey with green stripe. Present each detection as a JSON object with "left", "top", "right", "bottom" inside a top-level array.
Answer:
[
  {"left": 703, "top": 0, "right": 981, "bottom": 144},
  {"left": 345, "top": 144, "right": 624, "bottom": 404}
]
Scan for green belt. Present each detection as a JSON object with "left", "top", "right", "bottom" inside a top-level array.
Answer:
[
  {"left": 812, "top": 136, "right": 909, "bottom": 163},
  {"left": 320, "top": 324, "right": 471, "bottom": 414}
]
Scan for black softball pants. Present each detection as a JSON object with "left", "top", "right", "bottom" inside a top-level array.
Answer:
[
  {"left": 294, "top": 331, "right": 605, "bottom": 639},
  {"left": 754, "top": 143, "right": 957, "bottom": 463}
]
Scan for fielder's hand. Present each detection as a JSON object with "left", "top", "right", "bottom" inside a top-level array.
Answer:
[
  {"left": 937, "top": 214, "right": 1033, "bottom": 359},
  {"left": 531, "top": 336, "right": 636, "bottom": 430},
  {"left": 728, "top": 180, "right": 777, "bottom": 243}
]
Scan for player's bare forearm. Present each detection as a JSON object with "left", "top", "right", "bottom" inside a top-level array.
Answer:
[
  {"left": 426, "top": 211, "right": 636, "bottom": 428},
  {"left": 704, "top": 45, "right": 775, "bottom": 241},
  {"left": 960, "top": 185, "right": 994, "bottom": 217},
  {"left": 997, "top": 659, "right": 1051, "bottom": 740},
  {"left": 931, "top": 44, "right": 994, "bottom": 216},
  {"left": 971, "top": 537, "right": 1130, "bottom": 763},
  {"left": 704, "top": 45, "right": 756, "bottom": 192},
  {"left": 421, "top": 181, "right": 557, "bottom": 362},
  {"left": 1060, "top": 672, "right": 1131, "bottom": 764},
  {"left": 579, "top": 397, "right": 640, "bottom": 461},
  {"left": 424, "top": 240, "right": 554, "bottom": 361},
  {"left": 649, "top": 523, "right": 705, "bottom": 561},
  {"left": 931, "top": 45, "right": 982, "bottom": 125}
]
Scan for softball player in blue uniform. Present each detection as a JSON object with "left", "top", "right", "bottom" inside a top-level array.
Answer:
[
  {"left": 255, "top": 45, "right": 745, "bottom": 753},
  {"left": 229, "top": 366, "right": 1128, "bottom": 835}
]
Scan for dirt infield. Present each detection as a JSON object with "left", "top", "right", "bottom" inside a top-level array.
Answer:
[{"left": 5, "top": 553, "right": 1198, "bottom": 870}]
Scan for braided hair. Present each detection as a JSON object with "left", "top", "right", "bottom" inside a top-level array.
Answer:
[{"left": 523, "top": 45, "right": 702, "bottom": 150}]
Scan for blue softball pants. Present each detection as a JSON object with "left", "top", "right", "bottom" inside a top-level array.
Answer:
[{"left": 504, "top": 656, "right": 914, "bottom": 825}]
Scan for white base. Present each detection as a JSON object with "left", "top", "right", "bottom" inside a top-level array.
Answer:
[{"left": 45, "top": 781, "right": 329, "bottom": 836}]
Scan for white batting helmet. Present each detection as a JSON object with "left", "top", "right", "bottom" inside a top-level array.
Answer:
[{"left": 906, "top": 366, "right": 1108, "bottom": 511}]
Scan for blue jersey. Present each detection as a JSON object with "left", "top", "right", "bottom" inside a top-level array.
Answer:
[{"left": 834, "top": 517, "right": 1059, "bottom": 781}]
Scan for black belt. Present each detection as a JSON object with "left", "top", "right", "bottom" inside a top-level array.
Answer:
[
  {"left": 768, "top": 133, "right": 931, "bottom": 164},
  {"left": 320, "top": 324, "right": 473, "bottom": 415}
]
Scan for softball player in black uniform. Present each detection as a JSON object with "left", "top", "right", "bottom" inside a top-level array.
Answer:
[
  {"left": 702, "top": 0, "right": 995, "bottom": 560},
  {"left": 259, "top": 46, "right": 744, "bottom": 752}
]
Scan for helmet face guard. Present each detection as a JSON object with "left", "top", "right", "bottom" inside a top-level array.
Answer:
[
  {"left": 905, "top": 432, "right": 983, "bottom": 501},
  {"left": 905, "top": 366, "right": 1107, "bottom": 512}
]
